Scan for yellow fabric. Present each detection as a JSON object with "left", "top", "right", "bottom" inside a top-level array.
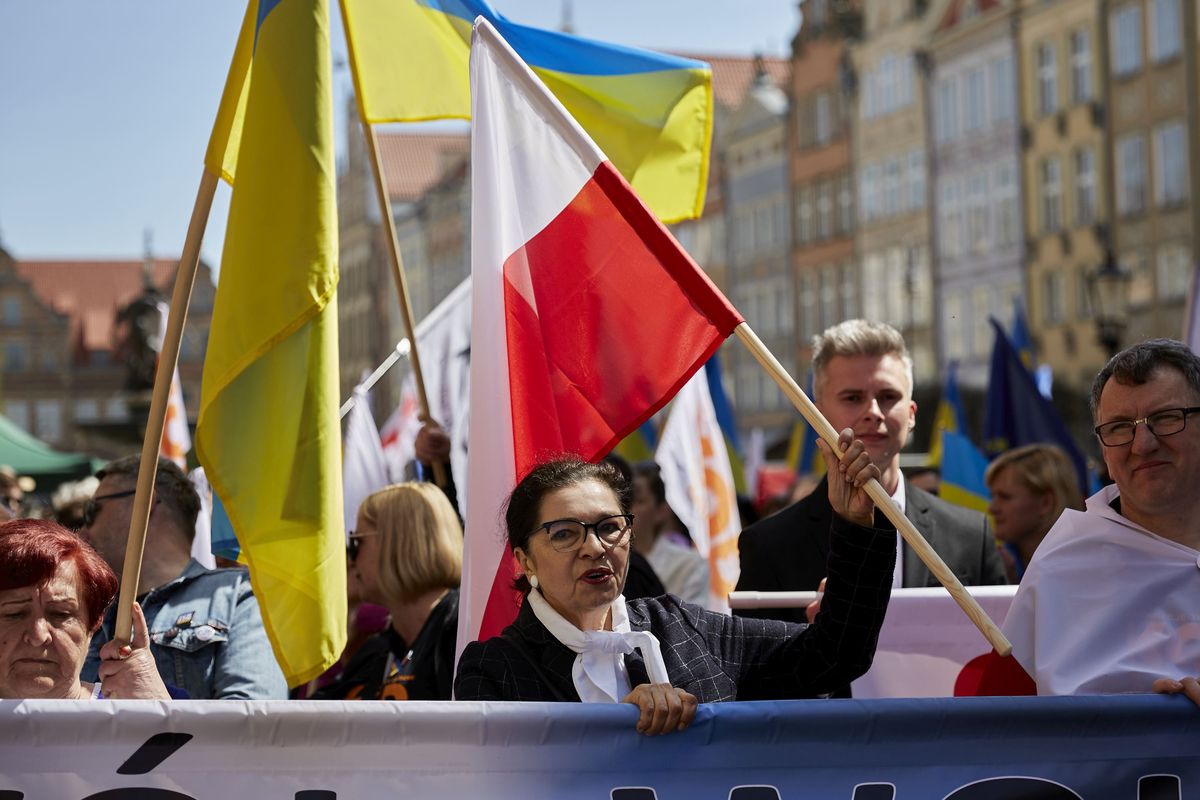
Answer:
[
  {"left": 196, "top": 0, "right": 346, "bottom": 687},
  {"left": 203, "top": 0, "right": 256, "bottom": 185},
  {"left": 926, "top": 399, "right": 957, "bottom": 468},
  {"left": 339, "top": 0, "right": 711, "bottom": 222}
]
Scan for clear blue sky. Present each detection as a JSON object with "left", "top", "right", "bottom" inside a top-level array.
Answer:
[{"left": 0, "top": 1, "right": 799, "bottom": 267}]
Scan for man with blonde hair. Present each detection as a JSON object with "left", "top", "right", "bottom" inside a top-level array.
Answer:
[{"left": 737, "top": 320, "right": 1006, "bottom": 626}]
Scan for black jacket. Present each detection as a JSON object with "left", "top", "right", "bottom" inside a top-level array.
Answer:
[
  {"left": 454, "top": 515, "right": 896, "bottom": 703},
  {"left": 736, "top": 477, "right": 1006, "bottom": 625}
]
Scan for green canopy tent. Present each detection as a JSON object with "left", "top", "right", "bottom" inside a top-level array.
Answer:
[{"left": 0, "top": 413, "right": 100, "bottom": 489}]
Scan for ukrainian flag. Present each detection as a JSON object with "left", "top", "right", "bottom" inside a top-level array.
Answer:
[
  {"left": 926, "top": 361, "right": 966, "bottom": 468},
  {"left": 786, "top": 373, "right": 826, "bottom": 479},
  {"left": 339, "top": 0, "right": 713, "bottom": 223},
  {"left": 196, "top": 0, "right": 346, "bottom": 686},
  {"left": 939, "top": 430, "right": 991, "bottom": 515},
  {"left": 705, "top": 352, "right": 747, "bottom": 494}
]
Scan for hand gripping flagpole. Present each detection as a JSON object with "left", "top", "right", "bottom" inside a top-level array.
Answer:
[
  {"left": 733, "top": 323, "right": 1012, "bottom": 657},
  {"left": 338, "top": 0, "right": 447, "bottom": 488},
  {"left": 113, "top": 169, "right": 218, "bottom": 644}
]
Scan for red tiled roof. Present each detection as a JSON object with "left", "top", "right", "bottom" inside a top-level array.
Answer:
[
  {"left": 675, "top": 53, "right": 790, "bottom": 110},
  {"left": 375, "top": 132, "right": 469, "bottom": 202},
  {"left": 937, "top": 0, "right": 1004, "bottom": 33},
  {"left": 13, "top": 259, "right": 177, "bottom": 353}
]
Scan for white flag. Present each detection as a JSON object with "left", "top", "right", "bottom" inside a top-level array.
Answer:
[
  {"left": 342, "top": 385, "right": 391, "bottom": 536},
  {"left": 379, "top": 277, "right": 472, "bottom": 516},
  {"left": 655, "top": 370, "right": 741, "bottom": 610},
  {"left": 155, "top": 303, "right": 191, "bottom": 469}
]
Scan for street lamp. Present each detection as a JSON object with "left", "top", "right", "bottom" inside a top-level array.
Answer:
[{"left": 1087, "top": 249, "right": 1131, "bottom": 359}]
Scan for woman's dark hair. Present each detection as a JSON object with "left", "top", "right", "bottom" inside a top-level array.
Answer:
[
  {"left": 505, "top": 457, "right": 631, "bottom": 594},
  {"left": 0, "top": 518, "right": 118, "bottom": 633}
]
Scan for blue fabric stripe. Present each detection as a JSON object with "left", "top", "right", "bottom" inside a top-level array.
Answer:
[
  {"left": 704, "top": 353, "right": 740, "bottom": 452},
  {"left": 254, "top": 0, "right": 285, "bottom": 46},
  {"left": 417, "top": 0, "right": 708, "bottom": 75}
]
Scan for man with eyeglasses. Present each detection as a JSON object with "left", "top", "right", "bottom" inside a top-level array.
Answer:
[
  {"left": 78, "top": 456, "right": 287, "bottom": 699},
  {"left": 1003, "top": 339, "right": 1200, "bottom": 705}
]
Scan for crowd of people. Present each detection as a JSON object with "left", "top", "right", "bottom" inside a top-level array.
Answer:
[{"left": 2, "top": 320, "right": 1197, "bottom": 723}]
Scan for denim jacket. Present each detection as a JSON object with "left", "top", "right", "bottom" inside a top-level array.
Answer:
[{"left": 82, "top": 559, "right": 288, "bottom": 699}]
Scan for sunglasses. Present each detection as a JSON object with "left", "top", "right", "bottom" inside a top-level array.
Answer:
[
  {"left": 346, "top": 530, "right": 380, "bottom": 563},
  {"left": 82, "top": 489, "right": 139, "bottom": 528}
]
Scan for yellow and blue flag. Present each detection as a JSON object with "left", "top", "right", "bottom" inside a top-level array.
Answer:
[
  {"left": 705, "top": 352, "right": 748, "bottom": 494},
  {"left": 196, "top": 0, "right": 347, "bottom": 686},
  {"left": 786, "top": 373, "right": 826, "bottom": 479},
  {"left": 926, "top": 361, "right": 966, "bottom": 468},
  {"left": 939, "top": 430, "right": 991, "bottom": 515},
  {"left": 1011, "top": 296, "right": 1035, "bottom": 372},
  {"left": 612, "top": 420, "right": 659, "bottom": 465},
  {"left": 339, "top": 0, "right": 713, "bottom": 223}
]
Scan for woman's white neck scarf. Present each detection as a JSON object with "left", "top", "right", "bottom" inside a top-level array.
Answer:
[{"left": 526, "top": 589, "right": 671, "bottom": 703}]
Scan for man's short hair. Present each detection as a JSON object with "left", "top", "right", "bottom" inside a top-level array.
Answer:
[
  {"left": 96, "top": 456, "right": 201, "bottom": 542},
  {"left": 633, "top": 462, "right": 667, "bottom": 506},
  {"left": 1089, "top": 339, "right": 1200, "bottom": 420},
  {"left": 811, "top": 319, "right": 914, "bottom": 401}
]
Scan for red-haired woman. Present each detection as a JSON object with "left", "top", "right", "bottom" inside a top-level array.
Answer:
[{"left": 0, "top": 519, "right": 169, "bottom": 699}]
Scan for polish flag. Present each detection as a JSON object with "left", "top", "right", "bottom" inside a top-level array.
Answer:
[{"left": 460, "top": 19, "right": 743, "bottom": 650}]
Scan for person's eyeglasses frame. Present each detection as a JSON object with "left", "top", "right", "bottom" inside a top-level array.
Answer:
[
  {"left": 531, "top": 514, "right": 635, "bottom": 553},
  {"left": 1094, "top": 406, "right": 1200, "bottom": 447},
  {"left": 346, "top": 530, "right": 380, "bottom": 563},
  {"left": 81, "top": 488, "right": 140, "bottom": 528}
]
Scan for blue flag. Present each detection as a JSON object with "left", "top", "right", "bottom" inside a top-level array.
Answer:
[{"left": 984, "top": 318, "right": 1088, "bottom": 492}]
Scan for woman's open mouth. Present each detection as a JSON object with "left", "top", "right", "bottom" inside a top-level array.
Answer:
[{"left": 579, "top": 567, "right": 614, "bottom": 585}]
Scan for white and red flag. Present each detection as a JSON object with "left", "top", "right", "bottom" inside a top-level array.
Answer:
[{"left": 460, "top": 19, "right": 742, "bottom": 650}]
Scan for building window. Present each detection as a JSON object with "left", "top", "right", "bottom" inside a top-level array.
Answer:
[
  {"left": 105, "top": 397, "right": 130, "bottom": 422},
  {"left": 990, "top": 54, "right": 1015, "bottom": 123},
  {"left": 967, "top": 171, "right": 990, "bottom": 252},
  {"left": 940, "top": 181, "right": 962, "bottom": 259},
  {"left": 1076, "top": 270, "right": 1094, "bottom": 320},
  {"left": 837, "top": 173, "right": 855, "bottom": 235},
  {"left": 6, "top": 401, "right": 30, "bottom": 432},
  {"left": 1043, "top": 271, "right": 1066, "bottom": 325},
  {"left": 1149, "top": 0, "right": 1181, "bottom": 63},
  {"left": 860, "top": 164, "right": 881, "bottom": 222},
  {"left": 817, "top": 181, "right": 834, "bottom": 240},
  {"left": 814, "top": 93, "right": 832, "bottom": 145},
  {"left": 1069, "top": 29, "right": 1093, "bottom": 103},
  {"left": 1117, "top": 133, "right": 1147, "bottom": 215},
  {"left": 862, "top": 254, "right": 886, "bottom": 321},
  {"left": 1126, "top": 250, "right": 1154, "bottom": 306},
  {"left": 1074, "top": 148, "right": 1097, "bottom": 225},
  {"left": 1040, "top": 157, "right": 1063, "bottom": 233},
  {"left": 3, "top": 341, "right": 28, "bottom": 371},
  {"left": 35, "top": 400, "right": 63, "bottom": 443},
  {"left": 799, "top": 272, "right": 819, "bottom": 338},
  {"left": 819, "top": 267, "right": 839, "bottom": 332},
  {"left": 2, "top": 297, "right": 20, "bottom": 326},
  {"left": 944, "top": 294, "right": 966, "bottom": 360},
  {"left": 1111, "top": 4, "right": 1143, "bottom": 77},
  {"left": 1153, "top": 121, "right": 1188, "bottom": 207},
  {"left": 1156, "top": 243, "right": 1191, "bottom": 299},
  {"left": 994, "top": 162, "right": 1018, "bottom": 246},
  {"left": 964, "top": 67, "right": 986, "bottom": 131},
  {"left": 1036, "top": 42, "right": 1058, "bottom": 116},
  {"left": 797, "top": 187, "right": 813, "bottom": 245},
  {"left": 883, "top": 157, "right": 902, "bottom": 216},
  {"left": 972, "top": 286, "right": 993, "bottom": 357},
  {"left": 936, "top": 77, "right": 957, "bottom": 143},
  {"left": 907, "top": 149, "right": 925, "bottom": 212},
  {"left": 839, "top": 262, "right": 857, "bottom": 321},
  {"left": 75, "top": 399, "right": 100, "bottom": 422}
]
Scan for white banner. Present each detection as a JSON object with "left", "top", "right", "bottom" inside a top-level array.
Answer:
[{"left": 852, "top": 585, "right": 1017, "bottom": 698}]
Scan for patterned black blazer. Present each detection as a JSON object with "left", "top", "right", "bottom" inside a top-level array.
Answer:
[{"left": 454, "top": 515, "right": 896, "bottom": 703}]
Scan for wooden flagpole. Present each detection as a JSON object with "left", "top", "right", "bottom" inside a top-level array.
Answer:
[
  {"left": 113, "top": 169, "right": 218, "bottom": 643},
  {"left": 338, "top": 0, "right": 447, "bottom": 487},
  {"left": 733, "top": 322, "right": 1012, "bottom": 656},
  {"left": 358, "top": 122, "right": 447, "bottom": 488}
]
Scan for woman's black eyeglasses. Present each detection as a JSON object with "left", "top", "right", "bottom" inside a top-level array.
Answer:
[
  {"left": 531, "top": 514, "right": 634, "bottom": 553},
  {"left": 346, "top": 530, "right": 379, "bottom": 563},
  {"left": 81, "top": 489, "right": 139, "bottom": 528}
]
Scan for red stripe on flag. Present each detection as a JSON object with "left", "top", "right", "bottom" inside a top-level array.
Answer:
[{"left": 472, "top": 162, "right": 742, "bottom": 641}]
